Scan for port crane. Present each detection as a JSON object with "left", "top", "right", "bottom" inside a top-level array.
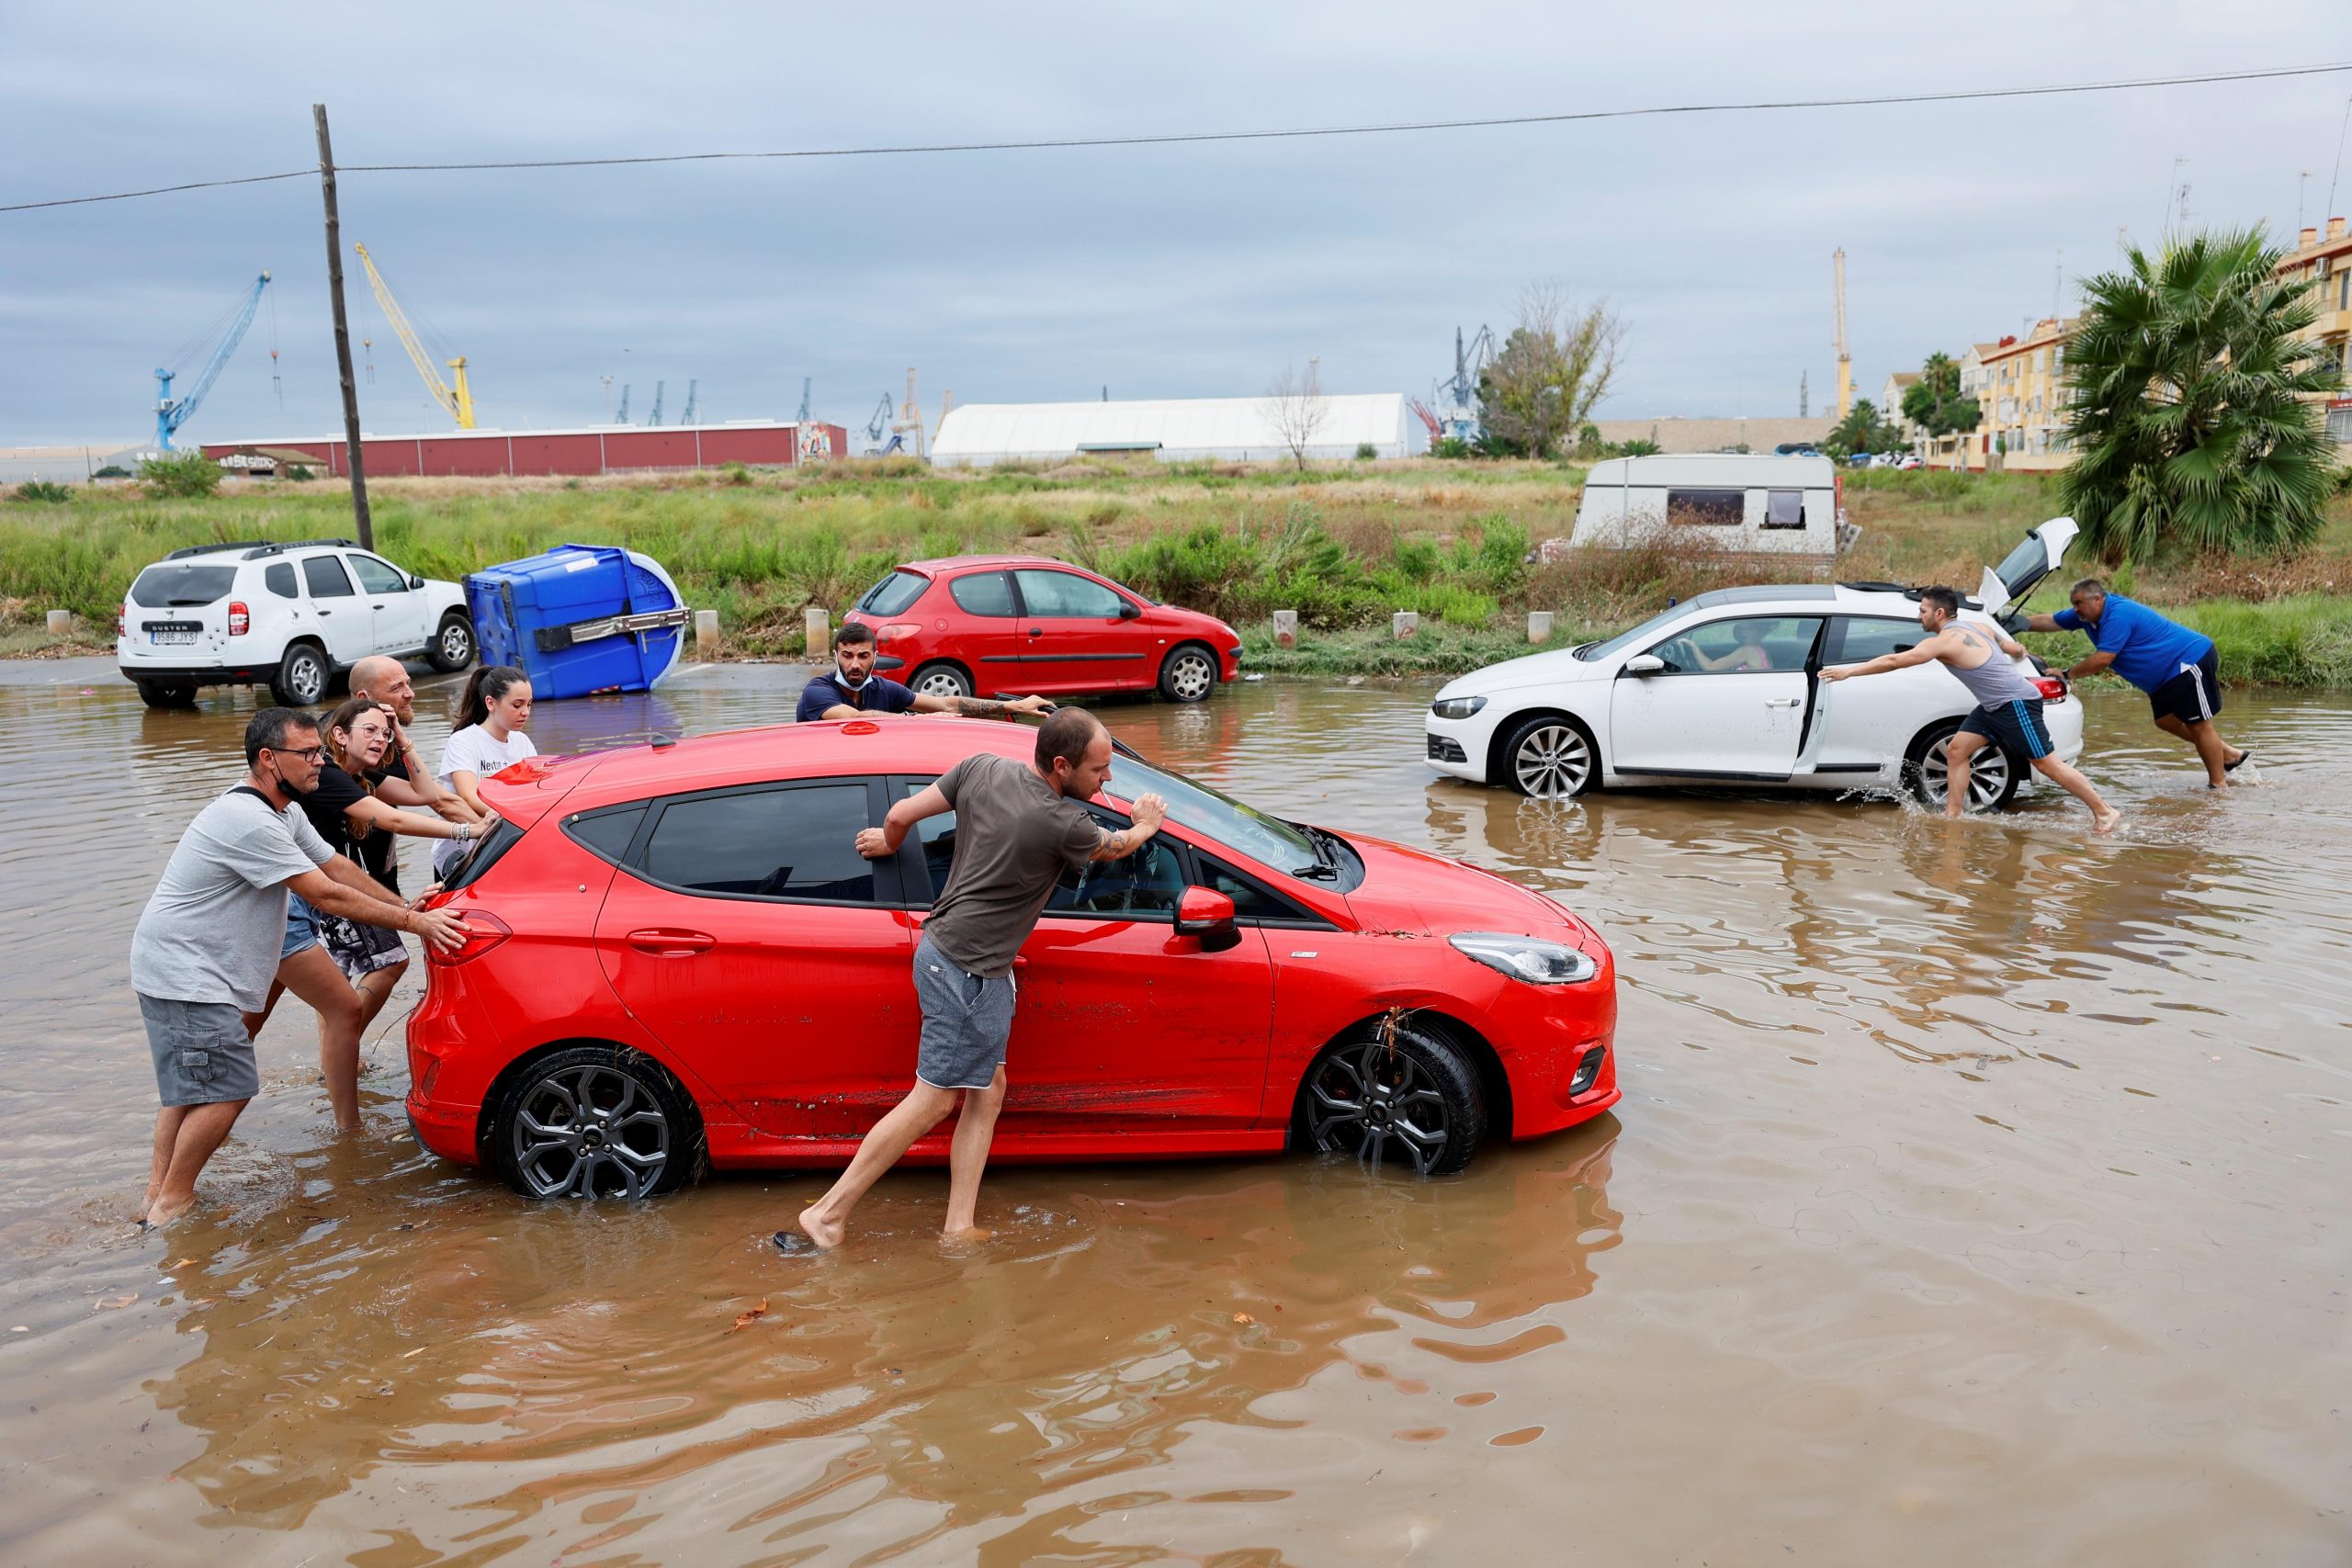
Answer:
[
  {"left": 888, "top": 367, "right": 927, "bottom": 457},
  {"left": 1832, "top": 248, "right": 1852, "bottom": 422},
  {"left": 680, "top": 379, "right": 698, "bottom": 424},
  {"left": 614, "top": 384, "right": 631, "bottom": 423},
  {"left": 1430, "top": 324, "right": 1495, "bottom": 446},
  {"left": 648, "top": 380, "right": 665, "bottom": 426},
  {"left": 153, "top": 271, "right": 272, "bottom": 450},
  {"left": 353, "top": 243, "right": 477, "bottom": 428},
  {"left": 796, "top": 378, "right": 813, "bottom": 423},
  {"left": 863, "top": 393, "right": 902, "bottom": 455}
]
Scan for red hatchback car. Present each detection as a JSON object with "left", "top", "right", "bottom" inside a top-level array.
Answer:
[
  {"left": 406, "top": 720, "right": 1619, "bottom": 1200},
  {"left": 842, "top": 555, "right": 1242, "bottom": 704}
]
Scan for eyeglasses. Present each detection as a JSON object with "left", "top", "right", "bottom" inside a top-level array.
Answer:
[{"left": 272, "top": 745, "right": 327, "bottom": 761}]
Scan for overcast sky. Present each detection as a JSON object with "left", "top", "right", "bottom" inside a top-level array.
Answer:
[{"left": 6, "top": 2, "right": 2352, "bottom": 447}]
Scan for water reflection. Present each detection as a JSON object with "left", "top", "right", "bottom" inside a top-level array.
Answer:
[{"left": 5, "top": 661, "right": 2351, "bottom": 1562}]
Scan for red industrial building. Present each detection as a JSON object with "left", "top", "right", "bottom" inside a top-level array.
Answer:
[{"left": 201, "top": 420, "right": 850, "bottom": 479}]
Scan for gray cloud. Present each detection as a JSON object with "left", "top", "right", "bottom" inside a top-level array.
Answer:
[{"left": 5, "top": 2, "right": 2349, "bottom": 445}]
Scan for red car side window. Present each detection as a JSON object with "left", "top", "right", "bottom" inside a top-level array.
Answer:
[{"left": 948, "top": 571, "right": 1016, "bottom": 616}]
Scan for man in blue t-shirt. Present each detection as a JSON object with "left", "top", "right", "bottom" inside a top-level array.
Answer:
[
  {"left": 797, "top": 621, "right": 1053, "bottom": 723},
  {"left": 2027, "top": 578, "right": 2248, "bottom": 787}
]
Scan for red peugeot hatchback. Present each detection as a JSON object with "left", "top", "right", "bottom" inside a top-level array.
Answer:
[
  {"left": 406, "top": 720, "right": 1618, "bottom": 1199},
  {"left": 841, "top": 555, "right": 1242, "bottom": 704}
]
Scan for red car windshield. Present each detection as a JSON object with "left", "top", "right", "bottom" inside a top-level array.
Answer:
[{"left": 1101, "top": 752, "right": 1320, "bottom": 878}]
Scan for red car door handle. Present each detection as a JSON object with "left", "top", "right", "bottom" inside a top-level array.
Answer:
[
  {"left": 1027, "top": 626, "right": 1044, "bottom": 637},
  {"left": 626, "top": 928, "right": 714, "bottom": 956}
]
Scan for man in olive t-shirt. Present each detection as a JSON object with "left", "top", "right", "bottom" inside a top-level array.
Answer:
[{"left": 786, "top": 709, "right": 1167, "bottom": 1250}]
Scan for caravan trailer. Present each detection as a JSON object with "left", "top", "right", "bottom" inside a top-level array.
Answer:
[{"left": 1569, "top": 454, "right": 1850, "bottom": 570}]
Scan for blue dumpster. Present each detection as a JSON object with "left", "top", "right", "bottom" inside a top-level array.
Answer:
[{"left": 464, "top": 544, "right": 690, "bottom": 699}]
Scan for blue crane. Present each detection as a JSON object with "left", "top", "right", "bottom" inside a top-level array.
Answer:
[
  {"left": 154, "top": 271, "right": 272, "bottom": 450},
  {"left": 796, "top": 377, "right": 812, "bottom": 423}
]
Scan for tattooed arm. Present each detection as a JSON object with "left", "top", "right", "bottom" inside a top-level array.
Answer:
[
  {"left": 909, "top": 693, "right": 1053, "bottom": 719},
  {"left": 1088, "top": 793, "right": 1168, "bottom": 862}
]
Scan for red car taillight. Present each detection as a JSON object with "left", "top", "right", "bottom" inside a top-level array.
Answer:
[
  {"left": 227, "top": 601, "right": 250, "bottom": 637},
  {"left": 877, "top": 622, "right": 922, "bottom": 643},
  {"left": 2032, "top": 674, "right": 2067, "bottom": 702},
  {"left": 116, "top": 604, "right": 127, "bottom": 637},
  {"left": 423, "top": 907, "right": 512, "bottom": 966}
]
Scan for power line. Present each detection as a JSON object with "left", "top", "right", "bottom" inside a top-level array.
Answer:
[
  {"left": 3, "top": 169, "right": 311, "bottom": 213},
  {"left": 8, "top": 60, "right": 2352, "bottom": 213}
]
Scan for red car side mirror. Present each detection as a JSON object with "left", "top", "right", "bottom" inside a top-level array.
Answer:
[{"left": 1174, "top": 886, "right": 1241, "bottom": 953}]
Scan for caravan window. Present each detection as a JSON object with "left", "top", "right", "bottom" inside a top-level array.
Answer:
[
  {"left": 1666, "top": 489, "right": 1744, "bottom": 528},
  {"left": 1762, "top": 489, "right": 1806, "bottom": 530}
]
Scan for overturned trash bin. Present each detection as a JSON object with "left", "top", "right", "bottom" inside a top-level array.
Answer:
[{"left": 465, "top": 544, "right": 691, "bottom": 699}]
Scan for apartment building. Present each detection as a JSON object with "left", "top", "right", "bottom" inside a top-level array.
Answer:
[
  {"left": 2273, "top": 217, "right": 2352, "bottom": 444},
  {"left": 1879, "top": 370, "right": 1921, "bottom": 441},
  {"left": 1975, "top": 316, "right": 2078, "bottom": 470}
]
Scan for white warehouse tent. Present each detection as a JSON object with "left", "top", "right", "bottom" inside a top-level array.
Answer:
[{"left": 930, "top": 394, "right": 1425, "bottom": 468}]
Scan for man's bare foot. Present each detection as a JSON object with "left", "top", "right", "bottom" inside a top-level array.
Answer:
[
  {"left": 142, "top": 1194, "right": 194, "bottom": 1228},
  {"left": 796, "top": 1205, "right": 845, "bottom": 1249},
  {"left": 2093, "top": 807, "right": 2123, "bottom": 835},
  {"left": 941, "top": 1224, "right": 993, "bottom": 1246}
]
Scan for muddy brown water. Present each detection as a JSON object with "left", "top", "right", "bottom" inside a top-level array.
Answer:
[{"left": 2, "top": 656, "right": 2348, "bottom": 1564}]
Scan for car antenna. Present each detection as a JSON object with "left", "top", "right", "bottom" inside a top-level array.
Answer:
[{"left": 650, "top": 732, "right": 677, "bottom": 750}]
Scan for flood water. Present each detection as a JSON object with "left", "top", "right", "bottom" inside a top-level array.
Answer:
[{"left": 3, "top": 656, "right": 2348, "bottom": 1564}]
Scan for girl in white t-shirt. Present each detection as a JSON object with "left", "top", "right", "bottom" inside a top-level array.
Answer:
[{"left": 435, "top": 664, "right": 537, "bottom": 875}]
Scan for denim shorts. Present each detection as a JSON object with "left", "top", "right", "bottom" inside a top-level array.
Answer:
[
  {"left": 282, "top": 892, "right": 322, "bottom": 960},
  {"left": 140, "top": 993, "right": 260, "bottom": 1107},
  {"left": 911, "top": 934, "right": 1017, "bottom": 1091}
]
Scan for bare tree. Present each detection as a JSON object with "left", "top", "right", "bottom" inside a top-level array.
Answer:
[
  {"left": 1264, "top": 359, "right": 1329, "bottom": 471},
  {"left": 1478, "top": 284, "right": 1624, "bottom": 458}
]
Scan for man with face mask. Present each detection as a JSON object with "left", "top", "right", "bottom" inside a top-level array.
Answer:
[
  {"left": 129, "top": 708, "right": 470, "bottom": 1226},
  {"left": 797, "top": 622, "right": 1053, "bottom": 722}
]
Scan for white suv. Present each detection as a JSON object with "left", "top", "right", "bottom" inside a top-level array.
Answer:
[
  {"left": 117, "top": 537, "right": 474, "bottom": 709},
  {"left": 1425, "top": 520, "right": 2085, "bottom": 813}
]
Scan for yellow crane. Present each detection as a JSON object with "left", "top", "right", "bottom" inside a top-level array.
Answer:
[
  {"left": 352, "top": 243, "right": 477, "bottom": 429},
  {"left": 1831, "top": 247, "right": 1852, "bottom": 422}
]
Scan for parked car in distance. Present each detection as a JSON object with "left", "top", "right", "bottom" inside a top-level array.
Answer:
[
  {"left": 1771, "top": 442, "right": 1821, "bottom": 457},
  {"left": 841, "top": 555, "right": 1242, "bottom": 703},
  {"left": 1894, "top": 453, "right": 1924, "bottom": 470},
  {"left": 118, "top": 536, "right": 474, "bottom": 708},
  {"left": 405, "top": 719, "right": 1619, "bottom": 1197},
  {"left": 1424, "top": 519, "right": 2086, "bottom": 812}
]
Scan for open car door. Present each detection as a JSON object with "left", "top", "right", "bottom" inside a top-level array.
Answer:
[{"left": 1979, "top": 517, "right": 2079, "bottom": 621}]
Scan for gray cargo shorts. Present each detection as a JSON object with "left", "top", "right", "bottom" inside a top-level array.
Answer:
[
  {"left": 912, "top": 934, "right": 1016, "bottom": 1092},
  {"left": 140, "top": 993, "right": 260, "bottom": 1107}
]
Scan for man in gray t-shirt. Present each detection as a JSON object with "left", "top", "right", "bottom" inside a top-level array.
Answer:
[
  {"left": 787, "top": 709, "right": 1167, "bottom": 1250},
  {"left": 130, "top": 707, "right": 469, "bottom": 1227}
]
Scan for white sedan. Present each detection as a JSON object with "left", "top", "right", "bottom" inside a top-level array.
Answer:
[{"left": 1425, "top": 520, "right": 2085, "bottom": 812}]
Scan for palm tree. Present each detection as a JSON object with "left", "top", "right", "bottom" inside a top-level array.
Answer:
[{"left": 2058, "top": 228, "right": 2341, "bottom": 562}]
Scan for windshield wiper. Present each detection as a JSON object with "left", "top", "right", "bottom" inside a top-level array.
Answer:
[{"left": 1287, "top": 822, "right": 1344, "bottom": 880}]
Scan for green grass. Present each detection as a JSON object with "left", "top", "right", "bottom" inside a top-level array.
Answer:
[{"left": 3, "top": 459, "right": 2348, "bottom": 682}]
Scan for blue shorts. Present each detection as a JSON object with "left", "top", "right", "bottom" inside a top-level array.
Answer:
[
  {"left": 282, "top": 892, "right": 322, "bottom": 960},
  {"left": 1960, "top": 697, "right": 2052, "bottom": 760},
  {"left": 911, "top": 934, "right": 1016, "bottom": 1091}
]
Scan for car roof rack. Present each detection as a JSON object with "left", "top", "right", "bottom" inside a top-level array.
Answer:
[
  {"left": 285, "top": 537, "right": 359, "bottom": 550},
  {"left": 164, "top": 540, "right": 271, "bottom": 560}
]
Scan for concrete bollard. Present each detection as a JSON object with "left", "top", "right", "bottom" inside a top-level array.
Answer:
[
  {"left": 1392, "top": 611, "right": 1419, "bottom": 640},
  {"left": 1272, "top": 609, "right": 1299, "bottom": 649},
  {"left": 804, "top": 606, "right": 831, "bottom": 659},
  {"left": 1528, "top": 610, "right": 1554, "bottom": 644},
  {"left": 45, "top": 609, "right": 73, "bottom": 638},
  {"left": 695, "top": 609, "right": 720, "bottom": 653}
]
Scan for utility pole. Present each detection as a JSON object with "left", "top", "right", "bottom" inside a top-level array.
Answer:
[{"left": 313, "top": 104, "right": 372, "bottom": 550}]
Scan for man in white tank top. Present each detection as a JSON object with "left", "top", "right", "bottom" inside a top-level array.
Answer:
[{"left": 1823, "top": 584, "right": 2122, "bottom": 833}]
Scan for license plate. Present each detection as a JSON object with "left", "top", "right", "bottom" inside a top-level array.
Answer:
[{"left": 149, "top": 630, "right": 197, "bottom": 646}]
